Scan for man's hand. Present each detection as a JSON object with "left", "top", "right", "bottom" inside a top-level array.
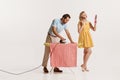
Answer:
[
  {"left": 70, "top": 41, "right": 75, "bottom": 44},
  {"left": 60, "top": 37, "right": 66, "bottom": 41}
]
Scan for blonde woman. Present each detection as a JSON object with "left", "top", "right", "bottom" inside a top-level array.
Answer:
[{"left": 78, "top": 11, "right": 97, "bottom": 72}]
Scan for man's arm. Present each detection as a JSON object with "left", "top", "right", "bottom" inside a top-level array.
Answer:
[
  {"left": 52, "top": 27, "right": 65, "bottom": 40},
  {"left": 65, "top": 29, "right": 74, "bottom": 43}
]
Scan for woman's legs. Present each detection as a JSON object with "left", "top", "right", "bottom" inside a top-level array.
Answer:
[{"left": 81, "top": 48, "right": 92, "bottom": 72}]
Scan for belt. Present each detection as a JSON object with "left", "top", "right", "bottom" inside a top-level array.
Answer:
[{"left": 48, "top": 33, "right": 57, "bottom": 37}]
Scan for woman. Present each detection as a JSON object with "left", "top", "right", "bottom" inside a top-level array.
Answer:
[{"left": 78, "top": 11, "right": 97, "bottom": 72}]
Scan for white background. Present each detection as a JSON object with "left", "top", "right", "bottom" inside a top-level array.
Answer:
[{"left": 0, "top": 0, "right": 120, "bottom": 80}]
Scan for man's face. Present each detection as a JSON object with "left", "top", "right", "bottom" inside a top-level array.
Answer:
[{"left": 62, "top": 17, "right": 70, "bottom": 24}]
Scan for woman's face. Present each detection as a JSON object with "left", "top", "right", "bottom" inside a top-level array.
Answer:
[{"left": 81, "top": 12, "right": 87, "bottom": 19}]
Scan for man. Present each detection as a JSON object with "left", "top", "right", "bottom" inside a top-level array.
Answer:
[{"left": 42, "top": 14, "right": 74, "bottom": 73}]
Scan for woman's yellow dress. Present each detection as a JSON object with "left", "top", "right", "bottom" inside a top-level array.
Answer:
[{"left": 78, "top": 22, "right": 93, "bottom": 48}]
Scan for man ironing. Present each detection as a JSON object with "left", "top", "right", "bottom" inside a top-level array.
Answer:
[{"left": 42, "top": 14, "right": 74, "bottom": 73}]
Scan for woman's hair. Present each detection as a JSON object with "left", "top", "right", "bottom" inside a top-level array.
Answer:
[{"left": 79, "top": 11, "right": 85, "bottom": 21}]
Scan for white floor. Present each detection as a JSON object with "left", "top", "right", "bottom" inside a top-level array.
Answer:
[
  {"left": 0, "top": 65, "right": 120, "bottom": 80},
  {"left": 0, "top": 43, "right": 120, "bottom": 80},
  {"left": 0, "top": 48, "right": 120, "bottom": 80}
]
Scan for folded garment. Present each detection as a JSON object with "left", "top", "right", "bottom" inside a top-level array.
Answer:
[{"left": 50, "top": 43, "right": 77, "bottom": 67}]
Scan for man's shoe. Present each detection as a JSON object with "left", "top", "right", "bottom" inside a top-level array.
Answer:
[
  {"left": 54, "top": 67, "right": 63, "bottom": 73},
  {"left": 43, "top": 67, "right": 49, "bottom": 73}
]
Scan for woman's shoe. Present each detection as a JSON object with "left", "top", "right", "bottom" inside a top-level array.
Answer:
[
  {"left": 81, "top": 64, "right": 89, "bottom": 72},
  {"left": 85, "top": 68, "right": 89, "bottom": 72},
  {"left": 81, "top": 65, "right": 86, "bottom": 72}
]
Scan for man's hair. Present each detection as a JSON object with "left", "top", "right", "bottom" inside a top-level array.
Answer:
[{"left": 62, "top": 14, "right": 71, "bottom": 19}]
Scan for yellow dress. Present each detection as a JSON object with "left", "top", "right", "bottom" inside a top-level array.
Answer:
[{"left": 78, "top": 22, "right": 93, "bottom": 48}]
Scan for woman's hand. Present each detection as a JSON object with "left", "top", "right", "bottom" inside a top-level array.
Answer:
[{"left": 94, "top": 14, "right": 97, "bottom": 25}]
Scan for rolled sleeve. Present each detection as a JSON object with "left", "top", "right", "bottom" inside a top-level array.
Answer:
[{"left": 51, "top": 19, "right": 58, "bottom": 27}]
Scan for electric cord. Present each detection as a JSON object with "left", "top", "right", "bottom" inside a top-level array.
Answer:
[
  {"left": 0, "top": 42, "right": 77, "bottom": 76},
  {"left": 0, "top": 43, "right": 59, "bottom": 75},
  {"left": 0, "top": 65, "right": 42, "bottom": 75}
]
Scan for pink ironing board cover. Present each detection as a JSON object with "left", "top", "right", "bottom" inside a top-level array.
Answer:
[{"left": 50, "top": 43, "right": 77, "bottom": 67}]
